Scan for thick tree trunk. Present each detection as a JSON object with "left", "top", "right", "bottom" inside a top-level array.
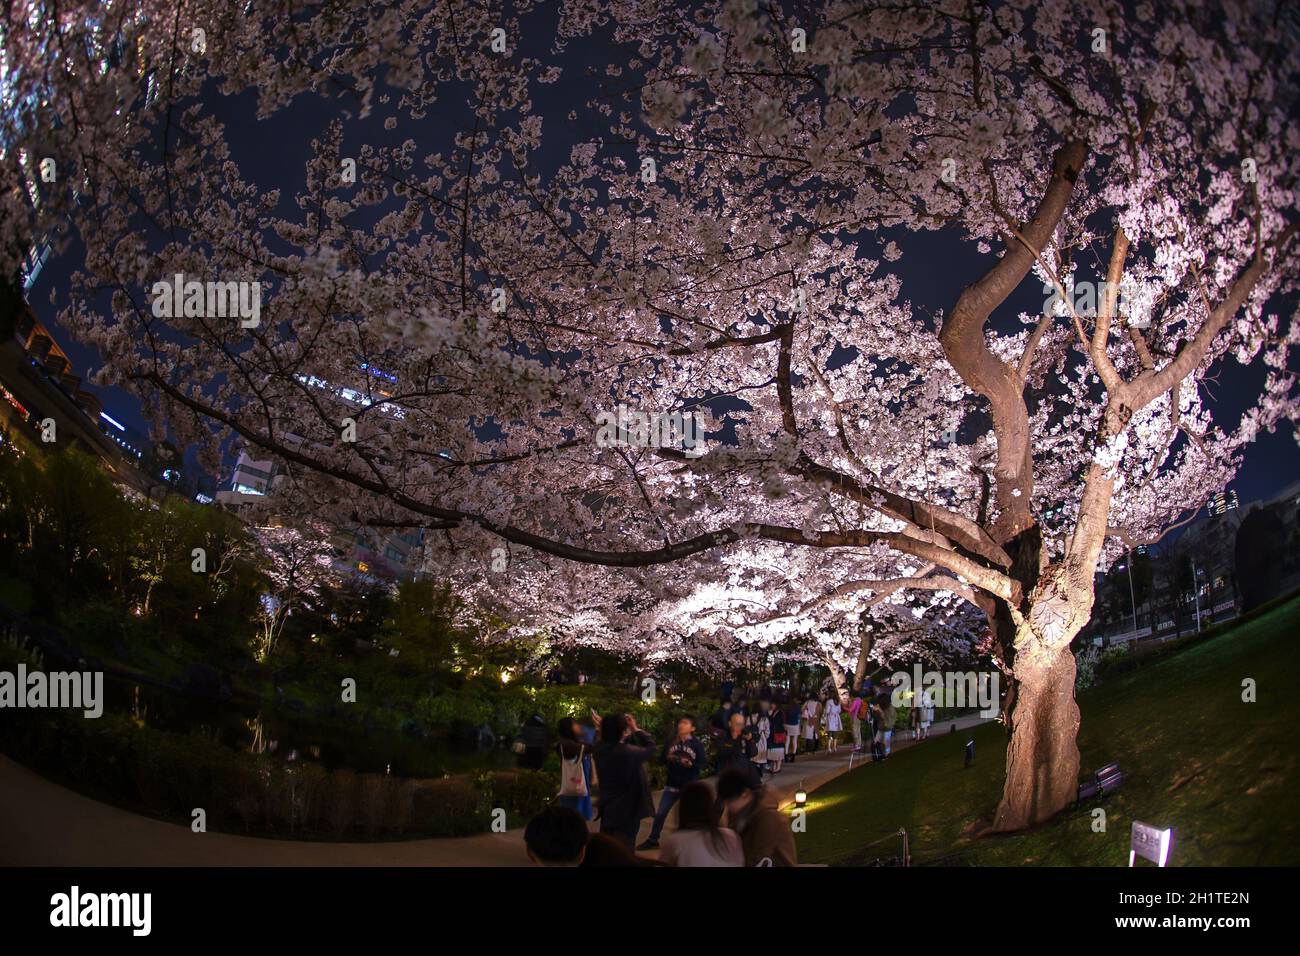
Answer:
[
  {"left": 991, "top": 636, "right": 1081, "bottom": 831},
  {"left": 852, "top": 627, "right": 874, "bottom": 690},
  {"left": 824, "top": 654, "right": 849, "bottom": 703}
]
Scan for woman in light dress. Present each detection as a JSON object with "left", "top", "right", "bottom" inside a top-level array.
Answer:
[
  {"left": 918, "top": 688, "right": 935, "bottom": 739},
  {"left": 801, "top": 694, "right": 820, "bottom": 752},
  {"left": 822, "top": 695, "right": 843, "bottom": 752}
]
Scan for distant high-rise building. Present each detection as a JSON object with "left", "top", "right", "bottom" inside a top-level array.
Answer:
[
  {"left": 216, "top": 450, "right": 281, "bottom": 505},
  {"left": 1207, "top": 490, "right": 1239, "bottom": 516}
]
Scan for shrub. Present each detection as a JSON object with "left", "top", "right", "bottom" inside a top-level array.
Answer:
[
  {"left": 409, "top": 777, "right": 482, "bottom": 837},
  {"left": 1075, "top": 644, "right": 1101, "bottom": 692},
  {"left": 321, "top": 768, "right": 360, "bottom": 836},
  {"left": 357, "top": 772, "right": 402, "bottom": 837}
]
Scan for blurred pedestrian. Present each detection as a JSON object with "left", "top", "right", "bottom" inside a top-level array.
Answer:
[{"left": 659, "top": 781, "right": 744, "bottom": 867}]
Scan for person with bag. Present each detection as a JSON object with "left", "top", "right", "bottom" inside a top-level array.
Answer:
[
  {"left": 638, "top": 714, "right": 706, "bottom": 851},
  {"left": 556, "top": 717, "right": 594, "bottom": 820},
  {"left": 848, "top": 692, "right": 866, "bottom": 752},
  {"left": 767, "top": 704, "right": 787, "bottom": 774}
]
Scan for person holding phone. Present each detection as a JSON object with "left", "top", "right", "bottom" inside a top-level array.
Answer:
[{"left": 592, "top": 712, "right": 657, "bottom": 849}]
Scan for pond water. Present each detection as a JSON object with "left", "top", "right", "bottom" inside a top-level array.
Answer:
[{"left": 102, "top": 675, "right": 517, "bottom": 779}]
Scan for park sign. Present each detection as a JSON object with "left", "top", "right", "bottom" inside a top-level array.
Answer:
[{"left": 1129, "top": 821, "right": 1173, "bottom": 867}]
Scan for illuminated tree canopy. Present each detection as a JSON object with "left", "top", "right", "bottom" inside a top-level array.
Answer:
[{"left": 4, "top": 0, "right": 1297, "bottom": 829}]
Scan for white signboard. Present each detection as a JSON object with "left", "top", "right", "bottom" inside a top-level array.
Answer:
[{"left": 1129, "top": 821, "right": 1172, "bottom": 867}]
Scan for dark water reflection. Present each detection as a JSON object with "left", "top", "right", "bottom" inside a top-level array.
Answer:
[{"left": 104, "top": 676, "right": 515, "bottom": 778}]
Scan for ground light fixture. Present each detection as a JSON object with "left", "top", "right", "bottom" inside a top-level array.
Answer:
[
  {"left": 793, "top": 783, "right": 807, "bottom": 808},
  {"left": 1076, "top": 762, "right": 1125, "bottom": 804}
]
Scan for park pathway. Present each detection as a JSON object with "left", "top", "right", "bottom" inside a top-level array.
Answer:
[{"left": 0, "top": 715, "right": 990, "bottom": 867}]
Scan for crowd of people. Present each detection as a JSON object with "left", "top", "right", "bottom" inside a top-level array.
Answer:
[
  {"left": 525, "top": 767, "right": 796, "bottom": 868},
  {"left": 519, "top": 677, "right": 938, "bottom": 867},
  {"left": 703, "top": 680, "right": 933, "bottom": 771}
]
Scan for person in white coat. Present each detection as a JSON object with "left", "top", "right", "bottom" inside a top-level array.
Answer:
[
  {"left": 822, "top": 695, "right": 843, "bottom": 753},
  {"left": 801, "top": 694, "right": 820, "bottom": 753},
  {"left": 919, "top": 688, "right": 934, "bottom": 739}
]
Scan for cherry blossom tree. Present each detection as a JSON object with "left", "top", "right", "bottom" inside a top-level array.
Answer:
[
  {"left": 5, "top": 0, "right": 1299, "bottom": 830},
  {"left": 250, "top": 523, "right": 338, "bottom": 662}
]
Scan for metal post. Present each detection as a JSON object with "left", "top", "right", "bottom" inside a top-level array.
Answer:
[
  {"left": 1126, "top": 549, "right": 1138, "bottom": 632},
  {"left": 1189, "top": 558, "right": 1202, "bottom": 633}
]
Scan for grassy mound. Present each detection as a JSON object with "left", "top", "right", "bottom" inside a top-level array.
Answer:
[{"left": 795, "top": 595, "right": 1300, "bottom": 866}]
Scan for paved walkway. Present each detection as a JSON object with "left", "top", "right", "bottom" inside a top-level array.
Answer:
[{"left": 0, "top": 716, "right": 990, "bottom": 866}]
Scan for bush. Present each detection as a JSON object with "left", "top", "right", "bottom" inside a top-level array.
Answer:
[
  {"left": 320, "top": 768, "right": 359, "bottom": 836},
  {"left": 354, "top": 772, "right": 398, "bottom": 837},
  {"left": 409, "top": 777, "right": 482, "bottom": 837},
  {"left": 1075, "top": 644, "right": 1101, "bottom": 692},
  {"left": 486, "top": 769, "right": 557, "bottom": 825}
]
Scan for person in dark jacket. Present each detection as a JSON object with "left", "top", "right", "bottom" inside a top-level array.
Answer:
[
  {"left": 517, "top": 713, "right": 548, "bottom": 770},
  {"left": 716, "top": 770, "right": 797, "bottom": 867},
  {"left": 638, "top": 714, "right": 707, "bottom": 850},
  {"left": 592, "top": 712, "right": 657, "bottom": 849},
  {"left": 868, "top": 696, "right": 886, "bottom": 762},
  {"left": 782, "top": 699, "right": 802, "bottom": 763},
  {"left": 715, "top": 712, "right": 759, "bottom": 788},
  {"left": 709, "top": 699, "right": 734, "bottom": 734}
]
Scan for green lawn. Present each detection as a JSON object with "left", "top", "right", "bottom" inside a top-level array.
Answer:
[{"left": 796, "top": 594, "right": 1300, "bottom": 866}]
